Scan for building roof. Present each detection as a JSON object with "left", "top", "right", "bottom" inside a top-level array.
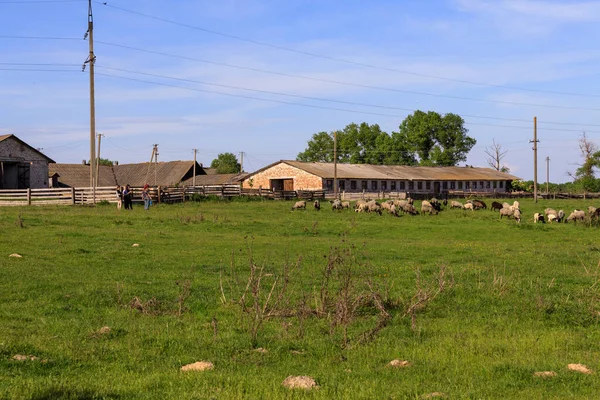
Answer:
[
  {"left": 114, "top": 161, "right": 204, "bottom": 187},
  {"left": 0, "top": 134, "right": 56, "bottom": 163},
  {"left": 181, "top": 172, "right": 248, "bottom": 186},
  {"left": 247, "top": 160, "right": 520, "bottom": 181},
  {"left": 49, "top": 164, "right": 117, "bottom": 187}
]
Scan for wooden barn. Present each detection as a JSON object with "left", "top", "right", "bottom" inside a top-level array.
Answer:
[
  {"left": 242, "top": 160, "right": 519, "bottom": 195},
  {"left": 0, "top": 134, "right": 55, "bottom": 189}
]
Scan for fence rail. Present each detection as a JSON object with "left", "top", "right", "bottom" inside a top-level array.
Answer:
[{"left": 1, "top": 185, "right": 599, "bottom": 207}]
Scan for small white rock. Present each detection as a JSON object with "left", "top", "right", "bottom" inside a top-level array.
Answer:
[
  {"left": 9, "top": 253, "right": 23, "bottom": 258},
  {"left": 181, "top": 361, "right": 214, "bottom": 372},
  {"left": 131, "top": 244, "right": 140, "bottom": 247}
]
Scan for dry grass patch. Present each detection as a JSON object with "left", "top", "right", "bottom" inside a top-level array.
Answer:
[
  {"left": 12, "top": 354, "right": 37, "bottom": 361},
  {"left": 533, "top": 371, "right": 557, "bottom": 378},
  {"left": 180, "top": 361, "right": 214, "bottom": 372},
  {"left": 282, "top": 375, "right": 318, "bottom": 390},
  {"left": 567, "top": 364, "right": 593, "bottom": 374},
  {"left": 254, "top": 347, "right": 268, "bottom": 353},
  {"left": 388, "top": 359, "right": 411, "bottom": 368},
  {"left": 422, "top": 392, "right": 446, "bottom": 399},
  {"left": 9, "top": 253, "right": 22, "bottom": 258}
]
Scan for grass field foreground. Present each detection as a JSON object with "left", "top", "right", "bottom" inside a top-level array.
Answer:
[{"left": 1, "top": 198, "right": 600, "bottom": 399}]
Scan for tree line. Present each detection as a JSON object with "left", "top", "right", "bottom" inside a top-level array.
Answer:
[{"left": 296, "top": 111, "right": 477, "bottom": 167}]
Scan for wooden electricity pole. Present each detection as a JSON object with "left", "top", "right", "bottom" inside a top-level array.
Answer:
[
  {"left": 333, "top": 131, "right": 338, "bottom": 199},
  {"left": 530, "top": 116, "right": 539, "bottom": 203},
  {"left": 239, "top": 151, "right": 244, "bottom": 173},
  {"left": 192, "top": 148, "right": 198, "bottom": 186},
  {"left": 84, "top": 0, "right": 96, "bottom": 202},
  {"left": 95, "top": 133, "right": 103, "bottom": 188},
  {"left": 546, "top": 156, "right": 550, "bottom": 195}
]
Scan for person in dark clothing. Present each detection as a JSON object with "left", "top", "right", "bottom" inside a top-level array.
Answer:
[{"left": 123, "top": 184, "right": 133, "bottom": 210}]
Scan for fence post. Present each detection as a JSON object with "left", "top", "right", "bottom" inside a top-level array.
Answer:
[
  {"left": 27, "top": 188, "right": 31, "bottom": 205},
  {"left": 158, "top": 186, "right": 161, "bottom": 203},
  {"left": 71, "top": 187, "right": 76, "bottom": 205}
]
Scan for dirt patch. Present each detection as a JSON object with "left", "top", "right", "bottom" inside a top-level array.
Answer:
[
  {"left": 533, "top": 371, "right": 557, "bottom": 378},
  {"left": 422, "top": 392, "right": 446, "bottom": 399},
  {"left": 90, "top": 326, "right": 112, "bottom": 338},
  {"left": 13, "top": 354, "right": 38, "bottom": 361},
  {"left": 180, "top": 361, "right": 214, "bottom": 372},
  {"left": 9, "top": 254, "right": 22, "bottom": 258},
  {"left": 290, "top": 350, "right": 304, "bottom": 355},
  {"left": 567, "top": 364, "right": 593, "bottom": 374},
  {"left": 388, "top": 359, "right": 411, "bottom": 368},
  {"left": 282, "top": 375, "right": 318, "bottom": 390},
  {"left": 254, "top": 347, "right": 268, "bottom": 353}
]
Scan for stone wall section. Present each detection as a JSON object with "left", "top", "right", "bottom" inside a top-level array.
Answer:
[
  {"left": 243, "top": 163, "right": 322, "bottom": 190},
  {"left": 0, "top": 137, "right": 50, "bottom": 188}
]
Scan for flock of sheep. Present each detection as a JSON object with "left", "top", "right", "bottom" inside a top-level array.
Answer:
[{"left": 291, "top": 198, "right": 600, "bottom": 224}]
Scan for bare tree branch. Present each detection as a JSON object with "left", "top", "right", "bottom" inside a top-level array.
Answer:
[{"left": 484, "top": 139, "right": 509, "bottom": 171}]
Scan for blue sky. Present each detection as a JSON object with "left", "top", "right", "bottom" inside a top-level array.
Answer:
[{"left": 1, "top": 0, "right": 600, "bottom": 181}]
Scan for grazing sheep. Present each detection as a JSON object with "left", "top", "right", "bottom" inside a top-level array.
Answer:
[
  {"left": 557, "top": 210, "right": 565, "bottom": 223},
  {"left": 393, "top": 199, "right": 408, "bottom": 208},
  {"left": 503, "top": 202, "right": 511, "bottom": 209},
  {"left": 499, "top": 206, "right": 514, "bottom": 219},
  {"left": 588, "top": 206, "right": 597, "bottom": 215},
  {"left": 355, "top": 203, "right": 368, "bottom": 213},
  {"left": 406, "top": 197, "right": 414, "bottom": 205},
  {"left": 429, "top": 199, "right": 442, "bottom": 212},
  {"left": 491, "top": 201, "right": 503, "bottom": 212},
  {"left": 547, "top": 214, "right": 557, "bottom": 223},
  {"left": 544, "top": 208, "right": 557, "bottom": 219},
  {"left": 381, "top": 201, "right": 393, "bottom": 211},
  {"left": 421, "top": 200, "right": 438, "bottom": 215},
  {"left": 450, "top": 200, "right": 464, "bottom": 209},
  {"left": 291, "top": 201, "right": 306, "bottom": 210},
  {"left": 534, "top": 213, "right": 545, "bottom": 223},
  {"left": 513, "top": 209, "right": 521, "bottom": 223},
  {"left": 314, "top": 200, "right": 320, "bottom": 211},
  {"left": 367, "top": 202, "right": 383, "bottom": 215},
  {"left": 354, "top": 200, "right": 367, "bottom": 210},
  {"left": 402, "top": 203, "right": 419, "bottom": 215},
  {"left": 512, "top": 201, "right": 520, "bottom": 210},
  {"left": 341, "top": 201, "right": 350, "bottom": 209},
  {"left": 566, "top": 210, "right": 585, "bottom": 223},
  {"left": 464, "top": 203, "right": 474, "bottom": 211},
  {"left": 472, "top": 200, "right": 487, "bottom": 209},
  {"left": 331, "top": 199, "right": 343, "bottom": 210},
  {"left": 388, "top": 204, "right": 399, "bottom": 217}
]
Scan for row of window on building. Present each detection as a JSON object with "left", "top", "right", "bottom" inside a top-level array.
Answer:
[{"left": 325, "top": 180, "right": 506, "bottom": 191}]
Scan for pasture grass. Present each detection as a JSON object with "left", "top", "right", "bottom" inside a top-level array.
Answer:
[{"left": 1, "top": 198, "right": 600, "bottom": 399}]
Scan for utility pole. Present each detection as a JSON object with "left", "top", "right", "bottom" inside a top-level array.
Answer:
[
  {"left": 239, "top": 151, "right": 244, "bottom": 173},
  {"left": 333, "top": 131, "right": 338, "bottom": 199},
  {"left": 153, "top": 144, "right": 159, "bottom": 186},
  {"left": 530, "top": 116, "right": 539, "bottom": 203},
  {"left": 546, "top": 156, "right": 550, "bottom": 195},
  {"left": 95, "top": 133, "right": 103, "bottom": 188},
  {"left": 192, "top": 148, "right": 198, "bottom": 186},
  {"left": 84, "top": 0, "right": 96, "bottom": 201}
]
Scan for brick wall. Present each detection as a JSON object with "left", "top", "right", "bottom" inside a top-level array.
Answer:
[
  {"left": 0, "top": 137, "right": 50, "bottom": 188},
  {"left": 242, "top": 162, "right": 323, "bottom": 190}
]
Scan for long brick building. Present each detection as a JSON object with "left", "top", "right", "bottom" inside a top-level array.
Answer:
[{"left": 242, "top": 160, "right": 519, "bottom": 194}]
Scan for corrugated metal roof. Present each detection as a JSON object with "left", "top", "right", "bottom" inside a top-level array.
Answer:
[{"left": 252, "top": 160, "right": 519, "bottom": 181}]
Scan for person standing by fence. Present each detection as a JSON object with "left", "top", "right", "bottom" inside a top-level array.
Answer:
[
  {"left": 142, "top": 184, "right": 151, "bottom": 211},
  {"left": 123, "top": 184, "right": 133, "bottom": 210},
  {"left": 116, "top": 185, "right": 123, "bottom": 210}
]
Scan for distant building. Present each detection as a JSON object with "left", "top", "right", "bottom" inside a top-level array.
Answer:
[
  {"left": 49, "top": 161, "right": 247, "bottom": 188},
  {"left": 0, "top": 134, "right": 55, "bottom": 189},
  {"left": 242, "top": 160, "right": 519, "bottom": 194}
]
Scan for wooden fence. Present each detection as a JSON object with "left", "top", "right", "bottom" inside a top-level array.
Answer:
[{"left": 1, "top": 185, "right": 598, "bottom": 207}]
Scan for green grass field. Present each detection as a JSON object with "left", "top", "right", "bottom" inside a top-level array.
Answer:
[{"left": 1, "top": 198, "right": 600, "bottom": 399}]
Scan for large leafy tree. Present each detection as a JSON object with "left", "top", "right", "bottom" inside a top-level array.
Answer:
[
  {"left": 570, "top": 133, "right": 600, "bottom": 191},
  {"left": 297, "top": 113, "right": 474, "bottom": 166},
  {"left": 396, "top": 111, "right": 476, "bottom": 166},
  {"left": 210, "top": 152, "right": 241, "bottom": 174}
]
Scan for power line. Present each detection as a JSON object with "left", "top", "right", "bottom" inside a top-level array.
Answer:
[
  {"left": 96, "top": 1, "right": 600, "bottom": 99},
  {"left": 95, "top": 65, "right": 600, "bottom": 113},
  {"left": 95, "top": 41, "right": 600, "bottom": 120},
  {"left": 0, "top": 0, "right": 83, "bottom": 3},
  {"left": 95, "top": 65, "right": 600, "bottom": 124},
  {"left": 94, "top": 71, "right": 600, "bottom": 134},
  {"left": 0, "top": 35, "right": 81, "bottom": 40}
]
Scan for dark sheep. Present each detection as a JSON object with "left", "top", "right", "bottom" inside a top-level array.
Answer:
[
  {"left": 491, "top": 201, "right": 503, "bottom": 212},
  {"left": 473, "top": 200, "right": 487, "bottom": 209},
  {"left": 314, "top": 200, "right": 320, "bottom": 211}
]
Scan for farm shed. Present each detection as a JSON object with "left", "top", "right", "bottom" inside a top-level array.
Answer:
[
  {"left": 49, "top": 161, "right": 211, "bottom": 188},
  {"left": 242, "top": 160, "right": 519, "bottom": 194},
  {"left": 0, "top": 134, "right": 55, "bottom": 189}
]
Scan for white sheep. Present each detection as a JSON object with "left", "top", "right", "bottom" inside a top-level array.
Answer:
[
  {"left": 464, "top": 203, "right": 474, "bottom": 211},
  {"left": 450, "top": 200, "right": 464, "bottom": 209}
]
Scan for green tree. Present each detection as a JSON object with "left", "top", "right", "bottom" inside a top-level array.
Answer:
[
  {"left": 571, "top": 133, "right": 600, "bottom": 191},
  {"left": 211, "top": 153, "right": 241, "bottom": 174},
  {"left": 396, "top": 111, "right": 476, "bottom": 166},
  {"left": 297, "top": 131, "right": 334, "bottom": 162},
  {"left": 89, "top": 158, "right": 115, "bottom": 166}
]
